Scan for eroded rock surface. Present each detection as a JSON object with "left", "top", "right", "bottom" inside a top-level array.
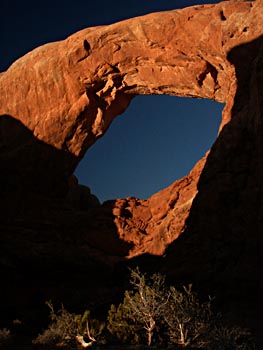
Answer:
[
  {"left": 0, "top": 0, "right": 263, "bottom": 341},
  {"left": 1, "top": 1, "right": 261, "bottom": 165}
]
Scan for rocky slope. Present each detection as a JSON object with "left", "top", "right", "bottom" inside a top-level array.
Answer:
[{"left": 0, "top": 0, "right": 263, "bottom": 341}]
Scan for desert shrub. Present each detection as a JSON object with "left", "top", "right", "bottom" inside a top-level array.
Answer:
[
  {"left": 33, "top": 301, "right": 104, "bottom": 347},
  {"left": 33, "top": 301, "right": 78, "bottom": 346},
  {"left": 107, "top": 295, "right": 143, "bottom": 345},
  {"left": 32, "top": 269, "right": 256, "bottom": 349},
  {"left": 206, "top": 323, "right": 256, "bottom": 350},
  {"left": 165, "top": 284, "right": 213, "bottom": 348},
  {"left": 108, "top": 267, "right": 169, "bottom": 346},
  {"left": 74, "top": 309, "right": 105, "bottom": 344},
  {"left": 107, "top": 267, "right": 256, "bottom": 349},
  {"left": 0, "top": 328, "right": 11, "bottom": 344},
  {"left": 164, "top": 286, "right": 256, "bottom": 349}
]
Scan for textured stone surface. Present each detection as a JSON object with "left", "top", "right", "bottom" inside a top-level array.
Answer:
[
  {"left": 0, "top": 1, "right": 261, "bottom": 181},
  {"left": 111, "top": 156, "right": 206, "bottom": 257},
  {"left": 0, "top": 0, "right": 263, "bottom": 341}
]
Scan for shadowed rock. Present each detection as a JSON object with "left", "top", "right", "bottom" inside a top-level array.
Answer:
[{"left": 0, "top": 0, "right": 262, "bottom": 342}]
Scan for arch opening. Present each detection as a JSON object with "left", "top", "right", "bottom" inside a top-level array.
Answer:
[{"left": 74, "top": 95, "right": 223, "bottom": 202}]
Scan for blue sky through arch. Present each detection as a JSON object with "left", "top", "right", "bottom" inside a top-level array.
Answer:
[
  {"left": 75, "top": 95, "right": 223, "bottom": 202},
  {"left": 1, "top": 0, "right": 223, "bottom": 203}
]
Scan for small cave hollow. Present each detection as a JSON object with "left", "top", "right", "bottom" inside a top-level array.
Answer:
[{"left": 74, "top": 95, "right": 223, "bottom": 202}]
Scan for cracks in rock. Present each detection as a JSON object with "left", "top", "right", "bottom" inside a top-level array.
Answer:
[
  {"left": 96, "top": 73, "right": 124, "bottom": 99},
  {"left": 122, "top": 84, "right": 139, "bottom": 93},
  {"left": 76, "top": 54, "right": 89, "bottom": 63},
  {"left": 63, "top": 65, "right": 124, "bottom": 153},
  {"left": 83, "top": 39, "right": 91, "bottom": 52},
  {"left": 113, "top": 43, "right": 121, "bottom": 53},
  {"left": 83, "top": 63, "right": 123, "bottom": 96},
  {"left": 197, "top": 59, "right": 219, "bottom": 93},
  {"left": 168, "top": 194, "right": 179, "bottom": 210},
  {"left": 84, "top": 79, "right": 106, "bottom": 93},
  {"left": 97, "top": 31, "right": 121, "bottom": 47},
  {"left": 148, "top": 41, "right": 165, "bottom": 50},
  {"left": 61, "top": 105, "right": 91, "bottom": 154},
  {"left": 95, "top": 62, "right": 120, "bottom": 79},
  {"left": 219, "top": 10, "right": 227, "bottom": 21},
  {"left": 76, "top": 40, "right": 92, "bottom": 63}
]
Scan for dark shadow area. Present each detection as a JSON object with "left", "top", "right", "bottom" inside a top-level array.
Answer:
[
  {"left": 1, "top": 33, "right": 263, "bottom": 347},
  {"left": 0, "top": 114, "right": 76, "bottom": 198},
  {"left": 161, "top": 35, "right": 263, "bottom": 343},
  {"left": 0, "top": 114, "right": 133, "bottom": 330}
]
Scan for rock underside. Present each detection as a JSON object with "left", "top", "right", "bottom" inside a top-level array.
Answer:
[{"left": 0, "top": 0, "right": 263, "bottom": 343}]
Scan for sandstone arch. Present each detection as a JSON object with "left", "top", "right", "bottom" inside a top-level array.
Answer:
[
  {"left": 0, "top": 0, "right": 263, "bottom": 339},
  {"left": 1, "top": 1, "right": 261, "bottom": 170},
  {"left": 1, "top": 0, "right": 262, "bottom": 251}
]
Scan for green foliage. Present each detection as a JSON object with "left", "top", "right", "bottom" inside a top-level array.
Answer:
[
  {"left": 107, "top": 268, "right": 256, "bottom": 349},
  {"left": 107, "top": 267, "right": 169, "bottom": 346},
  {"left": 165, "top": 284, "right": 213, "bottom": 347},
  {"left": 33, "top": 301, "right": 78, "bottom": 346},
  {"left": 33, "top": 301, "right": 104, "bottom": 347},
  {"left": 107, "top": 296, "right": 143, "bottom": 344},
  {"left": 74, "top": 309, "right": 105, "bottom": 342},
  {"left": 32, "top": 268, "right": 256, "bottom": 349}
]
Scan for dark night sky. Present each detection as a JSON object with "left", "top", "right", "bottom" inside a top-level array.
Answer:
[{"left": 1, "top": 0, "right": 224, "bottom": 202}]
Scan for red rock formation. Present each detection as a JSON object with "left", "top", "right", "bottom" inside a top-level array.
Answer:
[
  {"left": 0, "top": 0, "right": 263, "bottom": 340},
  {"left": 1, "top": 0, "right": 262, "bottom": 250},
  {"left": 111, "top": 156, "right": 207, "bottom": 257},
  {"left": 1, "top": 2, "right": 254, "bottom": 159}
]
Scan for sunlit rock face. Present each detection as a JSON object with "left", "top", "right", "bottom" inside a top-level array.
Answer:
[
  {"left": 0, "top": 0, "right": 262, "bottom": 337},
  {"left": 0, "top": 1, "right": 259, "bottom": 166}
]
